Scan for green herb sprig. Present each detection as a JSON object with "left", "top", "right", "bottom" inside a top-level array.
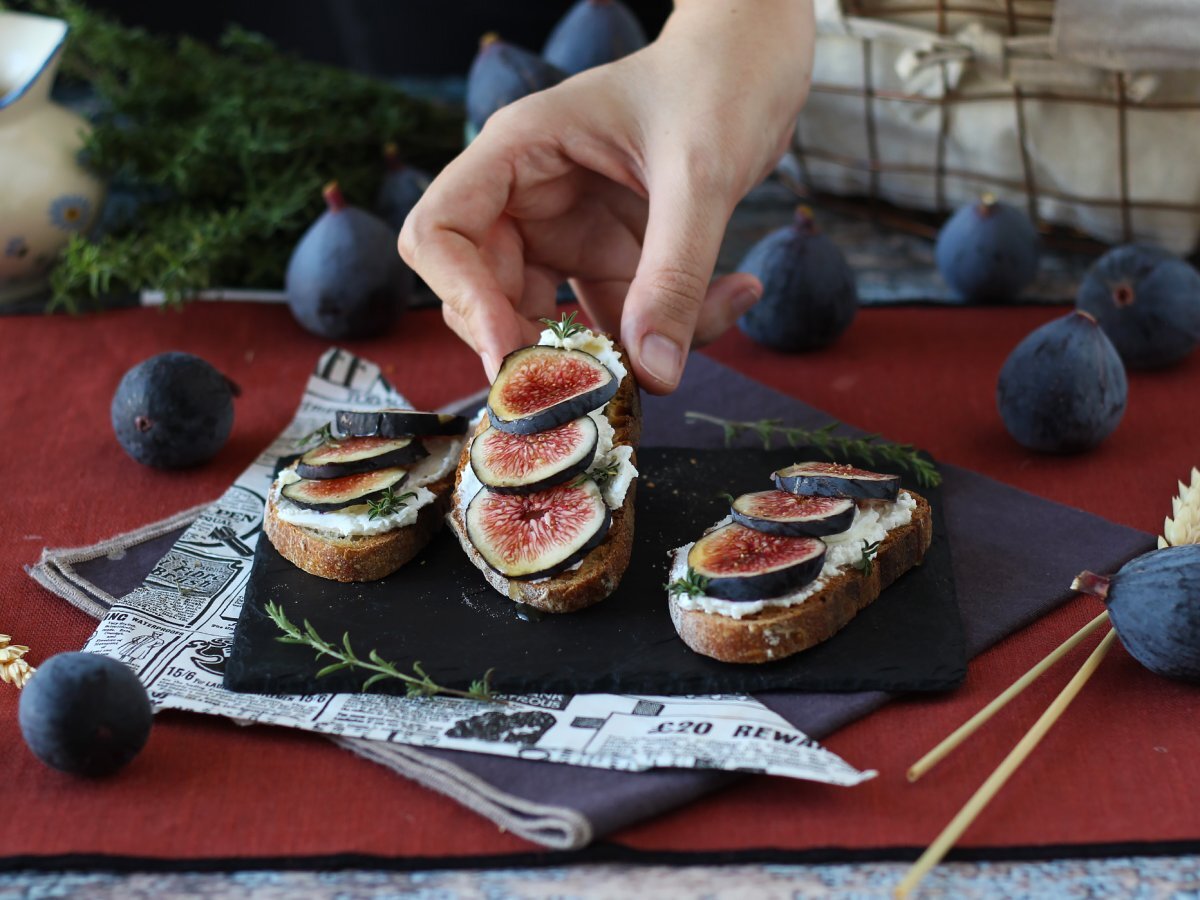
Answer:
[
  {"left": 539, "top": 311, "right": 587, "bottom": 341},
  {"left": 589, "top": 458, "right": 623, "bottom": 486},
  {"left": 297, "top": 423, "right": 338, "bottom": 450},
  {"left": 667, "top": 567, "right": 711, "bottom": 598},
  {"left": 685, "top": 412, "right": 941, "bottom": 488},
  {"left": 264, "top": 601, "right": 501, "bottom": 702},
  {"left": 367, "top": 487, "right": 417, "bottom": 520},
  {"left": 854, "top": 539, "right": 882, "bottom": 575}
]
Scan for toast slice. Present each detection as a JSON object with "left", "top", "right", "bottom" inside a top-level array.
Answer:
[{"left": 670, "top": 492, "right": 933, "bottom": 663}]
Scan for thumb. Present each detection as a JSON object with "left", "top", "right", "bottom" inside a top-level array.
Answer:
[{"left": 620, "top": 180, "right": 732, "bottom": 394}]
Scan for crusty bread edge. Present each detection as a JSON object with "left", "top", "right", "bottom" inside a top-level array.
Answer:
[{"left": 669, "top": 492, "right": 934, "bottom": 663}]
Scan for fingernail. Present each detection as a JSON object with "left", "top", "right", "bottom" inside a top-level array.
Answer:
[
  {"left": 640, "top": 332, "right": 684, "bottom": 388},
  {"left": 732, "top": 286, "right": 761, "bottom": 316},
  {"left": 481, "top": 351, "right": 498, "bottom": 381}
]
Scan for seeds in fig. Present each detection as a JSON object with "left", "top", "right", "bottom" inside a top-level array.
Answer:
[
  {"left": 543, "top": 0, "right": 648, "bottom": 75},
  {"left": 687, "top": 524, "right": 826, "bottom": 600},
  {"left": 1073, "top": 544, "right": 1200, "bottom": 682},
  {"left": 730, "top": 490, "right": 856, "bottom": 537},
  {"left": 466, "top": 479, "right": 611, "bottom": 579},
  {"left": 471, "top": 416, "right": 598, "bottom": 494},
  {"left": 281, "top": 467, "right": 409, "bottom": 512},
  {"left": 996, "top": 310, "right": 1127, "bottom": 453},
  {"left": 487, "top": 345, "right": 617, "bottom": 434},
  {"left": 936, "top": 194, "right": 1040, "bottom": 303},
  {"left": 736, "top": 207, "right": 858, "bottom": 351},
  {"left": 296, "top": 436, "right": 427, "bottom": 480},
  {"left": 465, "top": 34, "right": 565, "bottom": 141},
  {"left": 335, "top": 408, "right": 469, "bottom": 438},
  {"left": 376, "top": 143, "right": 431, "bottom": 232},
  {"left": 285, "top": 181, "right": 412, "bottom": 340},
  {"left": 773, "top": 462, "right": 900, "bottom": 501},
  {"left": 1075, "top": 243, "right": 1200, "bottom": 369}
]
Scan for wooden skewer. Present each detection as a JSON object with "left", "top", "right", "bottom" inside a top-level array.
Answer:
[
  {"left": 907, "top": 610, "right": 1111, "bottom": 782},
  {"left": 894, "top": 628, "right": 1117, "bottom": 899}
]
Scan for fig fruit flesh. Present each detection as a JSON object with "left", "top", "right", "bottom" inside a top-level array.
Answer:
[
  {"left": 19, "top": 652, "right": 153, "bottom": 777},
  {"left": 285, "top": 181, "right": 412, "bottom": 340},
  {"left": 736, "top": 207, "right": 858, "bottom": 352},
  {"left": 773, "top": 462, "right": 901, "bottom": 501},
  {"left": 487, "top": 345, "right": 617, "bottom": 435},
  {"left": 730, "top": 491, "right": 856, "bottom": 537},
  {"left": 111, "top": 351, "right": 238, "bottom": 469},
  {"left": 471, "top": 416, "right": 599, "bottom": 494},
  {"left": 996, "top": 310, "right": 1127, "bottom": 453},
  {"left": 376, "top": 143, "right": 430, "bottom": 232},
  {"left": 296, "top": 436, "right": 427, "bottom": 480},
  {"left": 543, "top": 0, "right": 648, "bottom": 75},
  {"left": 280, "top": 466, "right": 409, "bottom": 512},
  {"left": 688, "top": 524, "right": 826, "bottom": 601},
  {"left": 466, "top": 34, "right": 564, "bottom": 139},
  {"left": 1075, "top": 243, "right": 1200, "bottom": 369},
  {"left": 935, "top": 194, "right": 1040, "bottom": 303},
  {"left": 335, "top": 408, "right": 468, "bottom": 438},
  {"left": 1073, "top": 544, "right": 1200, "bottom": 682}
]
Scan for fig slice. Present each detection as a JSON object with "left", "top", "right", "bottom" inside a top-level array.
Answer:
[
  {"left": 296, "top": 436, "right": 427, "bottom": 479},
  {"left": 730, "top": 490, "right": 856, "bottom": 537},
  {"left": 471, "top": 416, "right": 599, "bottom": 494},
  {"left": 281, "top": 467, "right": 409, "bottom": 512},
  {"left": 465, "top": 479, "right": 611, "bottom": 580},
  {"left": 487, "top": 345, "right": 617, "bottom": 435},
  {"left": 335, "top": 408, "right": 469, "bottom": 438},
  {"left": 687, "top": 523, "right": 826, "bottom": 601},
  {"left": 773, "top": 461, "right": 901, "bottom": 501}
]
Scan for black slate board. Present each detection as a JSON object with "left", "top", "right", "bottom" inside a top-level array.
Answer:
[{"left": 225, "top": 447, "right": 964, "bottom": 696}]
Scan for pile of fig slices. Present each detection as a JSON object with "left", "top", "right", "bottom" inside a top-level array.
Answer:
[
  {"left": 688, "top": 462, "right": 902, "bottom": 601},
  {"left": 281, "top": 410, "right": 468, "bottom": 515},
  {"left": 466, "top": 345, "right": 623, "bottom": 579}
]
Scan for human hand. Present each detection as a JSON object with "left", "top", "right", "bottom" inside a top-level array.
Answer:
[{"left": 400, "top": 1, "right": 814, "bottom": 393}]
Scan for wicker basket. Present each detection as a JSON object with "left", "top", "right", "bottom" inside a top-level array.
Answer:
[{"left": 786, "top": 0, "right": 1200, "bottom": 253}]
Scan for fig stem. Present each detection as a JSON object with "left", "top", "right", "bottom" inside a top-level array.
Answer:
[
  {"left": 1071, "top": 570, "right": 1112, "bottom": 601},
  {"left": 383, "top": 142, "right": 402, "bottom": 170},
  {"left": 322, "top": 181, "right": 346, "bottom": 212}
]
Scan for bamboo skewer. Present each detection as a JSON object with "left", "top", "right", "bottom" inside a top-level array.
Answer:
[
  {"left": 907, "top": 610, "right": 1111, "bottom": 782},
  {"left": 894, "top": 628, "right": 1118, "bottom": 899}
]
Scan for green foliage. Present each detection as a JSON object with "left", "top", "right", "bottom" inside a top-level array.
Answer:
[
  {"left": 20, "top": 0, "right": 461, "bottom": 310},
  {"left": 666, "top": 567, "right": 711, "bottom": 598}
]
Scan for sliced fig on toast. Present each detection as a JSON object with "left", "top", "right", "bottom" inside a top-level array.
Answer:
[
  {"left": 335, "top": 408, "right": 469, "bottom": 438},
  {"left": 687, "top": 524, "right": 826, "bottom": 600},
  {"left": 730, "top": 490, "right": 855, "bottom": 537},
  {"left": 465, "top": 479, "right": 611, "bottom": 579},
  {"left": 487, "top": 345, "right": 617, "bottom": 434},
  {"left": 281, "top": 467, "right": 409, "bottom": 512},
  {"left": 773, "top": 461, "right": 900, "bottom": 501},
  {"left": 296, "top": 436, "right": 427, "bottom": 479},
  {"left": 471, "top": 416, "right": 598, "bottom": 494}
]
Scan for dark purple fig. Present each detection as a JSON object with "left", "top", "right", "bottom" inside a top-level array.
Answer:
[
  {"left": 19, "top": 652, "right": 152, "bottom": 777},
  {"left": 376, "top": 143, "right": 431, "bottom": 232},
  {"left": 543, "top": 0, "right": 648, "bottom": 75},
  {"left": 471, "top": 416, "right": 598, "bottom": 494},
  {"left": 688, "top": 524, "right": 826, "bottom": 601},
  {"left": 296, "top": 436, "right": 427, "bottom": 480},
  {"left": 996, "top": 310, "right": 1127, "bottom": 453},
  {"left": 487, "top": 345, "right": 617, "bottom": 435},
  {"left": 465, "top": 479, "right": 611, "bottom": 579},
  {"left": 111, "top": 352, "right": 238, "bottom": 469},
  {"left": 773, "top": 462, "right": 900, "bottom": 501},
  {"left": 280, "top": 467, "right": 409, "bottom": 512},
  {"left": 335, "top": 408, "right": 469, "bottom": 438},
  {"left": 731, "top": 491, "right": 856, "bottom": 537},
  {"left": 737, "top": 207, "right": 858, "bottom": 352},
  {"left": 1075, "top": 243, "right": 1200, "bottom": 369},
  {"left": 465, "top": 34, "right": 565, "bottom": 141},
  {"left": 1073, "top": 544, "right": 1200, "bottom": 682},
  {"left": 936, "top": 193, "right": 1040, "bottom": 303},
  {"left": 285, "top": 182, "right": 412, "bottom": 340}
]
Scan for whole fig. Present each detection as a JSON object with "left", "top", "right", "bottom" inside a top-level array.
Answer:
[
  {"left": 543, "top": 0, "right": 648, "bottom": 75},
  {"left": 1075, "top": 243, "right": 1200, "bottom": 369},
  {"left": 996, "top": 310, "right": 1127, "bottom": 453},
  {"left": 465, "top": 34, "right": 564, "bottom": 142},
  {"left": 936, "top": 194, "right": 1040, "bottom": 303},
  {"left": 736, "top": 207, "right": 858, "bottom": 352},
  {"left": 1073, "top": 544, "right": 1200, "bottom": 682},
  {"left": 111, "top": 351, "right": 238, "bottom": 468},
  {"left": 285, "top": 181, "right": 412, "bottom": 340},
  {"left": 376, "top": 143, "right": 430, "bottom": 232}
]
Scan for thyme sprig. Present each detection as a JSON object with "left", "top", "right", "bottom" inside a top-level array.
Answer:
[
  {"left": 667, "top": 567, "right": 711, "bottom": 598},
  {"left": 264, "top": 601, "right": 501, "bottom": 702},
  {"left": 539, "top": 311, "right": 587, "bottom": 341},
  {"left": 297, "top": 423, "right": 338, "bottom": 450},
  {"left": 685, "top": 412, "right": 941, "bottom": 488},
  {"left": 589, "top": 458, "right": 622, "bottom": 486},
  {"left": 854, "top": 539, "right": 882, "bottom": 576},
  {"left": 367, "top": 487, "right": 417, "bottom": 520}
]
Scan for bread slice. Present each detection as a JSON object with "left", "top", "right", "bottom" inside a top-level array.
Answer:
[
  {"left": 264, "top": 469, "right": 455, "bottom": 583},
  {"left": 447, "top": 341, "right": 641, "bottom": 613},
  {"left": 670, "top": 492, "right": 933, "bottom": 663}
]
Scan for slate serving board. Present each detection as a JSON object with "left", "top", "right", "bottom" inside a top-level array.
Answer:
[{"left": 225, "top": 446, "right": 963, "bottom": 696}]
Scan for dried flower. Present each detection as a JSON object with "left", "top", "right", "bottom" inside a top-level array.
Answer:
[
  {"left": 0, "top": 634, "right": 35, "bottom": 690},
  {"left": 1159, "top": 467, "right": 1200, "bottom": 549}
]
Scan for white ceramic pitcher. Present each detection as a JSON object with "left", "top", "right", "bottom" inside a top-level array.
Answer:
[{"left": 0, "top": 11, "right": 106, "bottom": 305}]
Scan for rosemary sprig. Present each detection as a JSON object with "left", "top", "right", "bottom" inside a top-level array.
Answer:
[
  {"left": 297, "top": 423, "right": 337, "bottom": 450},
  {"left": 854, "top": 539, "right": 882, "bottom": 575},
  {"left": 685, "top": 412, "right": 941, "bottom": 488},
  {"left": 367, "top": 487, "right": 417, "bottom": 520},
  {"left": 589, "top": 458, "right": 622, "bottom": 486},
  {"left": 539, "top": 311, "right": 587, "bottom": 341},
  {"left": 667, "top": 567, "right": 711, "bottom": 598},
  {"left": 264, "top": 601, "right": 501, "bottom": 702}
]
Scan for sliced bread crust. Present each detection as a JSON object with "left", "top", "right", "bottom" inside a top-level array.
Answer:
[{"left": 670, "top": 492, "right": 933, "bottom": 663}]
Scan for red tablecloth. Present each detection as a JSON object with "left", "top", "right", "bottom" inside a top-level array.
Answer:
[{"left": 2, "top": 302, "right": 1197, "bottom": 863}]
